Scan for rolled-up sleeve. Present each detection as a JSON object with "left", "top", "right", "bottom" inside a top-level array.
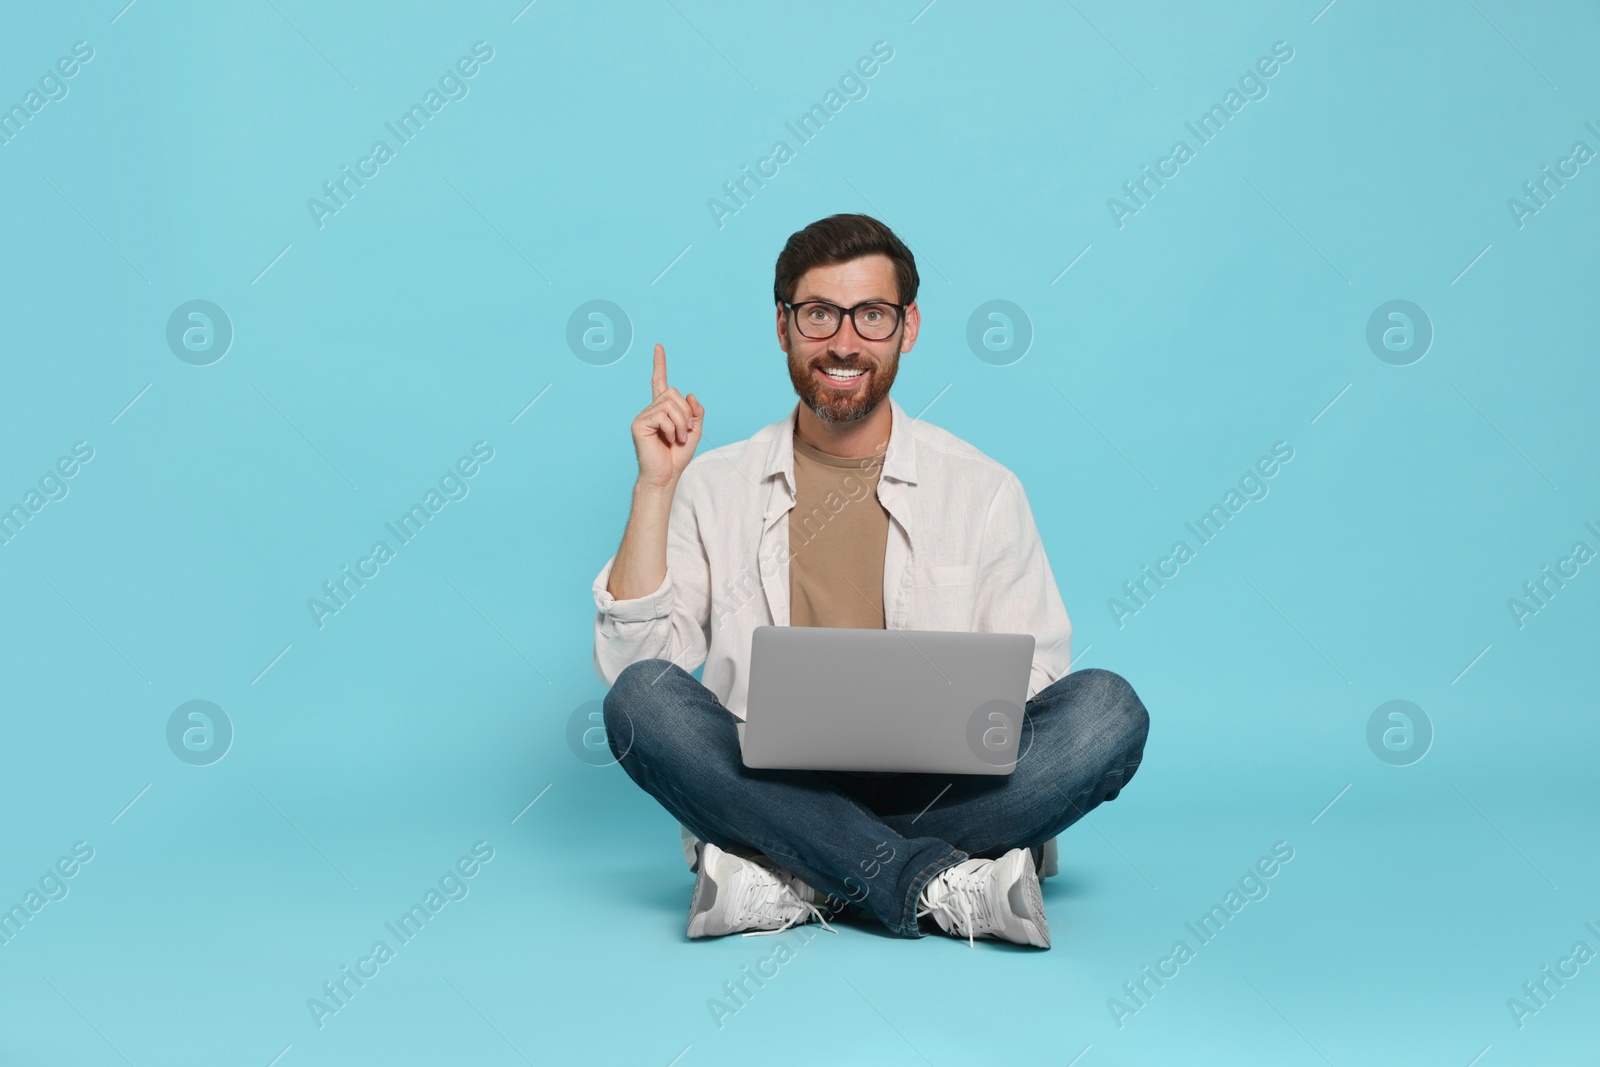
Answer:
[
  {"left": 591, "top": 478, "right": 712, "bottom": 686},
  {"left": 975, "top": 473, "right": 1073, "bottom": 701}
]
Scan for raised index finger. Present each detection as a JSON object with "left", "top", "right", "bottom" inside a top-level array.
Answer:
[{"left": 651, "top": 344, "right": 667, "bottom": 399}]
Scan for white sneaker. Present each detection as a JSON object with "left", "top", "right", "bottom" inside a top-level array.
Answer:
[
  {"left": 686, "top": 842, "right": 840, "bottom": 939},
  {"left": 915, "top": 847, "right": 1050, "bottom": 948}
]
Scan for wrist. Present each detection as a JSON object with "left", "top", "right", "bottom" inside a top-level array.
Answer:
[
  {"left": 630, "top": 479, "right": 675, "bottom": 508},
  {"left": 633, "top": 477, "right": 678, "bottom": 501}
]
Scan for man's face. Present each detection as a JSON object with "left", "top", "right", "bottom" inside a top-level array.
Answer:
[{"left": 777, "top": 254, "right": 919, "bottom": 426}]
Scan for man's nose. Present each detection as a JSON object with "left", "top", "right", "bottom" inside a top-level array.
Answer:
[{"left": 830, "top": 319, "right": 866, "bottom": 356}]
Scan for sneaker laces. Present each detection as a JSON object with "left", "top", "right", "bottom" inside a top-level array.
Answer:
[
  {"left": 732, "top": 862, "right": 838, "bottom": 938},
  {"left": 915, "top": 862, "right": 996, "bottom": 948}
]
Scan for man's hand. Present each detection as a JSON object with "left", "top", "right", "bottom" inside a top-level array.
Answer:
[
  {"left": 607, "top": 345, "right": 702, "bottom": 600},
  {"left": 631, "top": 343, "right": 704, "bottom": 490}
]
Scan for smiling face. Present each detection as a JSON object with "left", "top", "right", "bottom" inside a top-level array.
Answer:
[{"left": 777, "top": 254, "right": 919, "bottom": 426}]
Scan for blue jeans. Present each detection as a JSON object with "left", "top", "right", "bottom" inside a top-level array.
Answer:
[{"left": 603, "top": 660, "right": 1150, "bottom": 939}]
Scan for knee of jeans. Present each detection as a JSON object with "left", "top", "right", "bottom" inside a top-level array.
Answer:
[
  {"left": 1075, "top": 667, "right": 1150, "bottom": 753},
  {"left": 606, "top": 658, "right": 676, "bottom": 703},
  {"left": 605, "top": 658, "right": 668, "bottom": 731},
  {"left": 604, "top": 658, "right": 706, "bottom": 757}
]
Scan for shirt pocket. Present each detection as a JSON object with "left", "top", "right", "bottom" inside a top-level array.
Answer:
[
  {"left": 914, "top": 562, "right": 979, "bottom": 628},
  {"left": 925, "top": 563, "right": 978, "bottom": 587}
]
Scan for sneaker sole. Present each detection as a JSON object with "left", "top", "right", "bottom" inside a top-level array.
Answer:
[
  {"left": 686, "top": 844, "right": 722, "bottom": 938},
  {"left": 1007, "top": 848, "right": 1051, "bottom": 949}
]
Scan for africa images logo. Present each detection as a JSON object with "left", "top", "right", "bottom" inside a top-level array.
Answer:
[{"left": 306, "top": 42, "right": 495, "bottom": 230}]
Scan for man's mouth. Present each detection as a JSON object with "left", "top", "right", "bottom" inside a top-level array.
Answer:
[{"left": 817, "top": 365, "right": 868, "bottom": 387}]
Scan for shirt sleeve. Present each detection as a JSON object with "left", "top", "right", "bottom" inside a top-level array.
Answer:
[
  {"left": 590, "top": 477, "right": 712, "bottom": 686},
  {"left": 975, "top": 472, "right": 1074, "bottom": 701}
]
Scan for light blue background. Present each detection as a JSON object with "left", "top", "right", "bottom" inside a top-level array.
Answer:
[{"left": 1, "top": 1, "right": 1596, "bottom": 1064}]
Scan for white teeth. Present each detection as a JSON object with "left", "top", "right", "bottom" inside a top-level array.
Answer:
[{"left": 821, "top": 367, "right": 866, "bottom": 380}]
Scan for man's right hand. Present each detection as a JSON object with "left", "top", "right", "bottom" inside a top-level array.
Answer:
[{"left": 631, "top": 343, "right": 704, "bottom": 490}]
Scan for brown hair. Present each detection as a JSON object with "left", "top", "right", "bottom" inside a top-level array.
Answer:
[{"left": 773, "top": 213, "right": 920, "bottom": 307}]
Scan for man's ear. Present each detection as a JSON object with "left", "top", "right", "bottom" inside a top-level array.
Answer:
[
  {"left": 900, "top": 301, "right": 921, "bottom": 353},
  {"left": 775, "top": 302, "right": 790, "bottom": 348}
]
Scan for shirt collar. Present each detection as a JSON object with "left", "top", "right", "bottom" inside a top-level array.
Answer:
[{"left": 761, "top": 394, "right": 918, "bottom": 491}]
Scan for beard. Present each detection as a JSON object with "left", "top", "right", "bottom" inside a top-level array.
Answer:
[{"left": 786, "top": 339, "right": 901, "bottom": 425}]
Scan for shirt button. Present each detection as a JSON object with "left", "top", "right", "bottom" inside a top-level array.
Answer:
[{"left": 763, "top": 511, "right": 773, "bottom": 520}]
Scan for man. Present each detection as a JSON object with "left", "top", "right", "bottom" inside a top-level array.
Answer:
[{"left": 591, "top": 213, "right": 1149, "bottom": 948}]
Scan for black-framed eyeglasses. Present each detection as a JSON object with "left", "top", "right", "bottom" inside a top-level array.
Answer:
[{"left": 783, "top": 300, "right": 905, "bottom": 341}]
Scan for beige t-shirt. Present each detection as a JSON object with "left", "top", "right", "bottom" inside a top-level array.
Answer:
[{"left": 788, "top": 432, "right": 890, "bottom": 628}]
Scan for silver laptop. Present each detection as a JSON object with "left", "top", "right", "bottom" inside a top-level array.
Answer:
[{"left": 740, "top": 625, "right": 1035, "bottom": 775}]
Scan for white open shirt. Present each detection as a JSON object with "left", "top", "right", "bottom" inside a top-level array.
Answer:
[{"left": 591, "top": 394, "right": 1073, "bottom": 719}]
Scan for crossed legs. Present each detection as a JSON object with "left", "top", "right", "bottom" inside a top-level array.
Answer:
[{"left": 603, "top": 659, "right": 1149, "bottom": 938}]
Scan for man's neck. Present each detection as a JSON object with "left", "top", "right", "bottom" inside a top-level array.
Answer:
[{"left": 794, "top": 399, "right": 892, "bottom": 459}]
